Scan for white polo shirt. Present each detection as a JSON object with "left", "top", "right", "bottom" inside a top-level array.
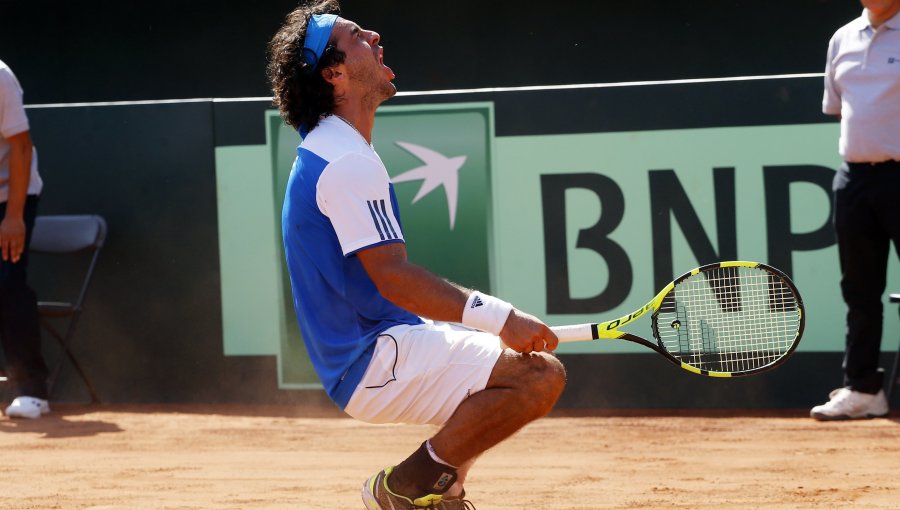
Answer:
[
  {"left": 0, "top": 60, "right": 43, "bottom": 202},
  {"left": 822, "top": 9, "right": 900, "bottom": 163}
]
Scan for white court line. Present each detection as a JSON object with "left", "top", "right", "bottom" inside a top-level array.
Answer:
[{"left": 25, "top": 72, "right": 824, "bottom": 109}]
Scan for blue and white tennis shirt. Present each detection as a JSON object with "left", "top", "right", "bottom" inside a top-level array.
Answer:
[{"left": 282, "top": 115, "right": 423, "bottom": 409}]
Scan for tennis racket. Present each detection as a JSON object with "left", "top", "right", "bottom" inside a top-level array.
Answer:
[{"left": 550, "top": 261, "right": 804, "bottom": 377}]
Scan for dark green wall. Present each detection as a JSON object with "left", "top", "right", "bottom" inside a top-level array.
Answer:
[{"left": 2, "top": 1, "right": 859, "bottom": 103}]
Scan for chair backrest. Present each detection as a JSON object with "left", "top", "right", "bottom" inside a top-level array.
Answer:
[
  {"left": 30, "top": 215, "right": 107, "bottom": 254},
  {"left": 29, "top": 214, "right": 107, "bottom": 310}
]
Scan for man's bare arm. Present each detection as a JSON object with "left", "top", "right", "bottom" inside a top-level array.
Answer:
[
  {"left": 357, "top": 242, "right": 468, "bottom": 322},
  {"left": 0, "top": 130, "right": 32, "bottom": 263},
  {"left": 356, "top": 242, "right": 557, "bottom": 352}
]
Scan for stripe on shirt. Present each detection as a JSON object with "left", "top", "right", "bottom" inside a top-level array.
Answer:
[
  {"left": 366, "top": 200, "right": 387, "bottom": 240},
  {"left": 378, "top": 199, "right": 399, "bottom": 239},
  {"left": 367, "top": 199, "right": 398, "bottom": 240}
]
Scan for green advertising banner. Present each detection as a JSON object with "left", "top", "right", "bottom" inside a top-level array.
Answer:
[
  {"left": 215, "top": 105, "right": 900, "bottom": 389},
  {"left": 493, "top": 124, "right": 899, "bottom": 353},
  {"left": 373, "top": 104, "right": 495, "bottom": 293}
]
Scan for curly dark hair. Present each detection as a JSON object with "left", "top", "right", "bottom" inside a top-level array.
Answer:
[{"left": 267, "top": 0, "right": 345, "bottom": 131}]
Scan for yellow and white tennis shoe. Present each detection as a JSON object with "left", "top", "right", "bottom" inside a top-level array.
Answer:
[
  {"left": 362, "top": 466, "right": 465, "bottom": 509},
  {"left": 433, "top": 491, "right": 476, "bottom": 509}
]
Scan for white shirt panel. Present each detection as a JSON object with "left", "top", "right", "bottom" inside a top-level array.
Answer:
[
  {"left": 302, "top": 115, "right": 373, "bottom": 164},
  {"left": 317, "top": 151, "right": 403, "bottom": 255}
]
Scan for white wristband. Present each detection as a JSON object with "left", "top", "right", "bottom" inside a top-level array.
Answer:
[{"left": 462, "top": 292, "right": 514, "bottom": 336}]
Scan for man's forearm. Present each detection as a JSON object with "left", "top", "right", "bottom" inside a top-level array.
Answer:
[{"left": 375, "top": 259, "right": 469, "bottom": 322}]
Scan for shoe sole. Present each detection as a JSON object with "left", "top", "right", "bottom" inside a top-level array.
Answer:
[
  {"left": 811, "top": 411, "right": 889, "bottom": 421},
  {"left": 361, "top": 475, "right": 381, "bottom": 510},
  {"left": 4, "top": 410, "right": 43, "bottom": 419}
]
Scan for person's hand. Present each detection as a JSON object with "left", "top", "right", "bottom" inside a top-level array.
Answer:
[
  {"left": 0, "top": 216, "right": 27, "bottom": 263},
  {"left": 498, "top": 309, "right": 559, "bottom": 353}
]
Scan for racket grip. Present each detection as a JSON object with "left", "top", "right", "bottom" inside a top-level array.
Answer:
[{"left": 550, "top": 324, "right": 595, "bottom": 343}]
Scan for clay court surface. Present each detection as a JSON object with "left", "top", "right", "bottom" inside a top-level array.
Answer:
[{"left": 1, "top": 404, "right": 898, "bottom": 510}]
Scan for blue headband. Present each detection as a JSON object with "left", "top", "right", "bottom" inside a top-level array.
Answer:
[{"left": 302, "top": 13, "right": 338, "bottom": 70}]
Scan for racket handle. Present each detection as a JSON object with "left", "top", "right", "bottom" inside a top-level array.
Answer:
[{"left": 550, "top": 324, "right": 595, "bottom": 343}]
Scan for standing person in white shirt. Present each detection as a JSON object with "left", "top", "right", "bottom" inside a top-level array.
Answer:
[
  {"left": 0, "top": 59, "right": 49, "bottom": 420},
  {"left": 811, "top": 0, "right": 900, "bottom": 420}
]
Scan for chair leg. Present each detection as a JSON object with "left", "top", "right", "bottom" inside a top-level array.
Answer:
[
  {"left": 888, "top": 340, "right": 900, "bottom": 406},
  {"left": 42, "top": 317, "right": 101, "bottom": 403},
  {"left": 888, "top": 295, "right": 900, "bottom": 407},
  {"left": 49, "top": 347, "right": 101, "bottom": 404}
]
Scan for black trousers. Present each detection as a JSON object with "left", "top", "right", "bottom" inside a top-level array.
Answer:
[
  {"left": 0, "top": 195, "right": 48, "bottom": 399},
  {"left": 833, "top": 161, "right": 900, "bottom": 394}
]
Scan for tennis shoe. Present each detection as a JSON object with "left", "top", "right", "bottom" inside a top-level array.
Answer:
[
  {"left": 434, "top": 492, "right": 476, "bottom": 509},
  {"left": 4, "top": 396, "right": 50, "bottom": 419},
  {"left": 810, "top": 387, "right": 888, "bottom": 421},
  {"left": 362, "top": 466, "right": 446, "bottom": 509}
]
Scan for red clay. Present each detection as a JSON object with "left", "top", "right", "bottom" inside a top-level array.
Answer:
[{"left": 1, "top": 404, "right": 898, "bottom": 509}]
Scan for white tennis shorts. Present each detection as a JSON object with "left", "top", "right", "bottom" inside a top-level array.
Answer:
[{"left": 343, "top": 321, "right": 503, "bottom": 426}]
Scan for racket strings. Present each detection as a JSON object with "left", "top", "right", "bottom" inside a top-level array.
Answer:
[{"left": 656, "top": 266, "right": 801, "bottom": 373}]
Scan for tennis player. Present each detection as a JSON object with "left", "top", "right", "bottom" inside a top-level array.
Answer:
[{"left": 267, "top": 1, "right": 566, "bottom": 509}]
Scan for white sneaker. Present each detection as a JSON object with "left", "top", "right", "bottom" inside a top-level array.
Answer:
[
  {"left": 4, "top": 396, "right": 51, "bottom": 419},
  {"left": 810, "top": 388, "right": 889, "bottom": 421}
]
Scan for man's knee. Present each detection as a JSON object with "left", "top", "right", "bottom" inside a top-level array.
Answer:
[
  {"left": 488, "top": 351, "right": 566, "bottom": 416},
  {"left": 531, "top": 353, "right": 566, "bottom": 411}
]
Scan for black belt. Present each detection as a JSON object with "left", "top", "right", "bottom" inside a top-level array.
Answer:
[{"left": 847, "top": 160, "right": 900, "bottom": 171}]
